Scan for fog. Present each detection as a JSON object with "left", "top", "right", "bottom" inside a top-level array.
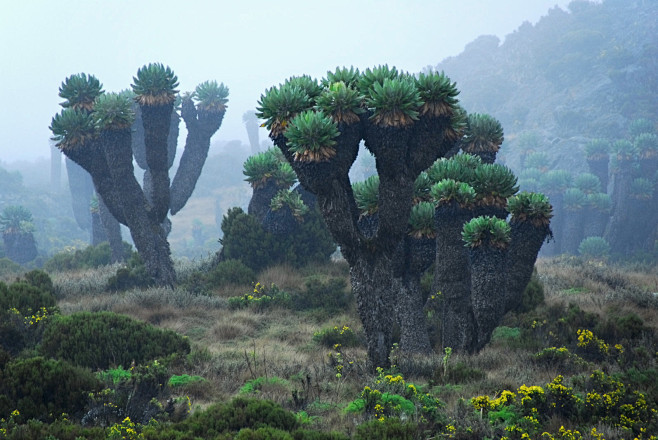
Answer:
[{"left": 0, "top": 0, "right": 572, "bottom": 164}]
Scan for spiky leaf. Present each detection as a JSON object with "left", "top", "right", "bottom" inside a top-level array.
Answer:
[
  {"left": 628, "top": 118, "right": 655, "bottom": 137},
  {"left": 415, "top": 71, "right": 459, "bottom": 117},
  {"left": 93, "top": 93, "right": 135, "bottom": 130},
  {"left": 634, "top": 133, "right": 658, "bottom": 157},
  {"left": 586, "top": 192, "right": 611, "bottom": 212},
  {"left": 357, "top": 65, "right": 400, "bottom": 94},
  {"left": 270, "top": 189, "right": 308, "bottom": 220},
  {"left": 563, "top": 188, "right": 586, "bottom": 210},
  {"left": 462, "top": 113, "right": 504, "bottom": 153},
  {"left": 630, "top": 177, "right": 653, "bottom": 199},
  {"left": 131, "top": 63, "right": 179, "bottom": 106},
  {"left": 578, "top": 236, "right": 610, "bottom": 258},
  {"left": 524, "top": 152, "right": 550, "bottom": 170},
  {"left": 507, "top": 192, "right": 553, "bottom": 227},
  {"left": 194, "top": 80, "right": 229, "bottom": 113},
  {"left": 59, "top": 73, "right": 104, "bottom": 111},
  {"left": 430, "top": 179, "right": 476, "bottom": 207},
  {"left": 413, "top": 171, "right": 432, "bottom": 203},
  {"left": 256, "top": 84, "right": 312, "bottom": 136},
  {"left": 408, "top": 202, "right": 436, "bottom": 238},
  {"left": 367, "top": 77, "right": 422, "bottom": 127},
  {"left": 315, "top": 81, "right": 365, "bottom": 124},
  {"left": 49, "top": 108, "right": 97, "bottom": 150},
  {"left": 285, "top": 110, "right": 340, "bottom": 162},
  {"left": 352, "top": 175, "right": 379, "bottom": 216},
  {"left": 323, "top": 66, "right": 361, "bottom": 88},
  {"left": 612, "top": 139, "right": 637, "bottom": 160},
  {"left": 0, "top": 205, "right": 34, "bottom": 234},
  {"left": 584, "top": 139, "right": 610, "bottom": 160},
  {"left": 573, "top": 173, "right": 601, "bottom": 194},
  {"left": 472, "top": 163, "right": 519, "bottom": 206},
  {"left": 539, "top": 170, "right": 572, "bottom": 193},
  {"left": 462, "top": 216, "right": 510, "bottom": 249}
]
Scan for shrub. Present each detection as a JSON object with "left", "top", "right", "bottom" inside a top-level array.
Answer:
[
  {"left": 0, "top": 257, "right": 21, "bottom": 278},
  {"left": 228, "top": 282, "right": 292, "bottom": 311},
  {"left": 578, "top": 236, "right": 610, "bottom": 259},
  {"left": 206, "top": 259, "right": 256, "bottom": 286},
  {"left": 0, "top": 279, "right": 57, "bottom": 316},
  {"left": 106, "top": 252, "right": 153, "bottom": 291},
  {"left": 0, "top": 356, "right": 102, "bottom": 422},
  {"left": 353, "top": 418, "right": 418, "bottom": 440},
  {"left": 517, "top": 268, "right": 545, "bottom": 313},
  {"left": 312, "top": 325, "right": 360, "bottom": 348},
  {"left": 290, "top": 276, "right": 351, "bottom": 313},
  {"left": 40, "top": 311, "right": 190, "bottom": 369},
  {"left": 43, "top": 242, "right": 133, "bottom": 272}
]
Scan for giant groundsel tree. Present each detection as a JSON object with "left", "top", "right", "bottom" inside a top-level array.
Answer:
[
  {"left": 256, "top": 66, "right": 552, "bottom": 367},
  {"left": 50, "top": 64, "right": 228, "bottom": 286}
]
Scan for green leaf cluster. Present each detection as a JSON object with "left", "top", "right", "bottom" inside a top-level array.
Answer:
[
  {"left": 462, "top": 113, "right": 504, "bottom": 153},
  {"left": 415, "top": 71, "right": 460, "bottom": 117},
  {"left": 584, "top": 138, "right": 610, "bottom": 159},
  {"left": 462, "top": 216, "right": 511, "bottom": 248},
  {"left": 93, "top": 92, "right": 135, "bottom": 130},
  {"left": 131, "top": 63, "right": 179, "bottom": 105},
  {"left": 573, "top": 173, "right": 601, "bottom": 194},
  {"left": 408, "top": 201, "right": 436, "bottom": 238},
  {"left": 270, "top": 189, "right": 309, "bottom": 219},
  {"left": 507, "top": 192, "right": 552, "bottom": 226},
  {"left": 58, "top": 73, "right": 104, "bottom": 111},
  {"left": 285, "top": 110, "right": 340, "bottom": 161},
  {"left": 49, "top": 108, "right": 96, "bottom": 149},
  {"left": 366, "top": 77, "right": 422, "bottom": 127},
  {"left": 0, "top": 205, "right": 33, "bottom": 234},
  {"left": 352, "top": 175, "right": 379, "bottom": 216},
  {"left": 472, "top": 163, "right": 519, "bottom": 205},
  {"left": 243, "top": 148, "right": 296, "bottom": 189},
  {"left": 578, "top": 236, "right": 610, "bottom": 258},
  {"left": 194, "top": 80, "right": 229, "bottom": 113},
  {"left": 430, "top": 179, "right": 476, "bottom": 207},
  {"left": 563, "top": 188, "right": 587, "bottom": 210}
]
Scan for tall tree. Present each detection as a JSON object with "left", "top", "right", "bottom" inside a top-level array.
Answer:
[
  {"left": 50, "top": 65, "right": 228, "bottom": 286},
  {"left": 243, "top": 110, "right": 261, "bottom": 155},
  {"left": 0, "top": 206, "right": 38, "bottom": 264}
]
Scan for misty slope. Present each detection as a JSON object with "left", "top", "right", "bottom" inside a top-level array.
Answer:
[{"left": 432, "top": 0, "right": 657, "bottom": 173}]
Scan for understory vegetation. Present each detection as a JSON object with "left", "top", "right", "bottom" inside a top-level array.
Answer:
[{"left": 1, "top": 255, "right": 658, "bottom": 439}]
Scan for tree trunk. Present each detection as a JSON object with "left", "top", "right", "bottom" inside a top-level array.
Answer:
[
  {"left": 393, "top": 275, "right": 432, "bottom": 354},
  {"left": 248, "top": 180, "right": 281, "bottom": 223},
  {"left": 469, "top": 245, "right": 508, "bottom": 351},
  {"left": 140, "top": 103, "right": 174, "bottom": 223},
  {"left": 50, "top": 144, "right": 61, "bottom": 192},
  {"left": 65, "top": 158, "right": 93, "bottom": 233},
  {"left": 351, "top": 257, "right": 396, "bottom": 369},
  {"left": 605, "top": 160, "right": 634, "bottom": 256},
  {"left": 505, "top": 220, "right": 551, "bottom": 313},
  {"left": 541, "top": 192, "right": 563, "bottom": 256},
  {"left": 170, "top": 103, "right": 225, "bottom": 215},
  {"left": 99, "top": 195, "right": 124, "bottom": 263},
  {"left": 586, "top": 157, "right": 609, "bottom": 192},
  {"left": 91, "top": 209, "right": 107, "bottom": 246},
  {"left": 433, "top": 202, "right": 475, "bottom": 352},
  {"left": 561, "top": 208, "right": 584, "bottom": 254},
  {"left": 100, "top": 128, "right": 176, "bottom": 287},
  {"left": 3, "top": 232, "right": 37, "bottom": 264}
]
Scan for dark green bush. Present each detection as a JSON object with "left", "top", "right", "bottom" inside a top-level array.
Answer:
[
  {"left": 292, "top": 430, "right": 349, "bottom": 440},
  {"left": 353, "top": 418, "right": 418, "bottom": 440},
  {"left": 206, "top": 259, "right": 256, "bottom": 286},
  {"left": 43, "top": 242, "right": 133, "bottom": 272},
  {"left": 39, "top": 311, "right": 190, "bottom": 369},
  {"left": 235, "top": 427, "right": 293, "bottom": 440},
  {"left": 22, "top": 269, "right": 55, "bottom": 295},
  {"left": 0, "top": 257, "right": 21, "bottom": 277},
  {"left": 0, "top": 417, "right": 105, "bottom": 440},
  {"left": 0, "top": 279, "right": 57, "bottom": 316},
  {"left": 291, "top": 277, "right": 351, "bottom": 313},
  {"left": 106, "top": 252, "right": 153, "bottom": 291},
  {"left": 312, "top": 325, "right": 360, "bottom": 348},
  {"left": 175, "top": 397, "right": 298, "bottom": 438},
  {"left": 0, "top": 356, "right": 102, "bottom": 422},
  {"left": 220, "top": 207, "right": 335, "bottom": 273},
  {"left": 516, "top": 268, "right": 545, "bottom": 313}
]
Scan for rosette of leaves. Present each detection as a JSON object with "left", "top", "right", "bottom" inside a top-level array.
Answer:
[
  {"left": 352, "top": 174, "right": 379, "bottom": 216},
  {"left": 366, "top": 77, "right": 422, "bottom": 127},
  {"left": 563, "top": 188, "right": 586, "bottom": 210},
  {"left": 131, "top": 63, "right": 179, "bottom": 106},
  {"left": 471, "top": 163, "right": 519, "bottom": 208},
  {"left": 58, "top": 73, "right": 104, "bottom": 111},
  {"left": 408, "top": 201, "right": 436, "bottom": 238},
  {"left": 89, "top": 195, "right": 99, "bottom": 215},
  {"left": 539, "top": 170, "right": 572, "bottom": 194},
  {"left": 634, "top": 133, "right": 658, "bottom": 158},
  {"left": 357, "top": 64, "right": 399, "bottom": 94},
  {"left": 284, "top": 75, "right": 323, "bottom": 101},
  {"left": 584, "top": 139, "right": 610, "bottom": 160},
  {"left": 413, "top": 171, "right": 432, "bottom": 203},
  {"left": 93, "top": 92, "right": 135, "bottom": 130},
  {"left": 414, "top": 70, "right": 459, "bottom": 118},
  {"left": 315, "top": 81, "right": 364, "bottom": 124},
  {"left": 586, "top": 192, "right": 611, "bottom": 212},
  {"left": 270, "top": 189, "right": 309, "bottom": 220},
  {"left": 628, "top": 118, "right": 655, "bottom": 137},
  {"left": 630, "top": 177, "right": 653, "bottom": 200},
  {"left": 612, "top": 139, "right": 637, "bottom": 160},
  {"left": 518, "top": 167, "right": 543, "bottom": 181},
  {"left": 430, "top": 179, "right": 476, "bottom": 207},
  {"left": 49, "top": 108, "right": 97, "bottom": 150},
  {"left": 507, "top": 192, "right": 553, "bottom": 227},
  {"left": 461, "top": 113, "right": 504, "bottom": 154},
  {"left": 462, "top": 216, "right": 511, "bottom": 249},
  {"left": 524, "top": 152, "right": 550, "bottom": 171},
  {"left": 256, "top": 83, "right": 312, "bottom": 137},
  {"left": 573, "top": 173, "right": 601, "bottom": 194},
  {"left": 323, "top": 66, "right": 360, "bottom": 88},
  {"left": 194, "top": 80, "right": 229, "bottom": 113},
  {"left": 284, "top": 110, "right": 340, "bottom": 161},
  {"left": 427, "top": 156, "right": 478, "bottom": 185},
  {"left": 447, "top": 104, "right": 469, "bottom": 143},
  {"left": 518, "top": 178, "right": 540, "bottom": 193},
  {"left": 0, "top": 206, "right": 34, "bottom": 234},
  {"left": 578, "top": 236, "right": 610, "bottom": 259},
  {"left": 243, "top": 148, "right": 296, "bottom": 189}
]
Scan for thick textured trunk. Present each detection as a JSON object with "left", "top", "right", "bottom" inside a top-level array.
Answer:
[
  {"left": 245, "top": 120, "right": 260, "bottom": 155},
  {"left": 541, "top": 193, "right": 563, "bottom": 256},
  {"left": 470, "top": 245, "right": 508, "bottom": 351},
  {"left": 605, "top": 161, "right": 633, "bottom": 256},
  {"left": 100, "top": 128, "right": 176, "bottom": 287},
  {"left": 505, "top": 221, "right": 551, "bottom": 313},
  {"left": 586, "top": 157, "right": 609, "bottom": 192},
  {"left": 170, "top": 106, "right": 225, "bottom": 215},
  {"left": 628, "top": 197, "right": 655, "bottom": 254},
  {"left": 91, "top": 210, "right": 107, "bottom": 246},
  {"left": 140, "top": 103, "right": 174, "bottom": 223},
  {"left": 3, "top": 232, "right": 37, "bottom": 264},
  {"left": 351, "top": 257, "right": 396, "bottom": 369},
  {"left": 248, "top": 180, "right": 280, "bottom": 223},
  {"left": 65, "top": 158, "right": 93, "bottom": 232},
  {"left": 583, "top": 207, "right": 609, "bottom": 238},
  {"left": 433, "top": 202, "right": 475, "bottom": 352},
  {"left": 98, "top": 195, "right": 124, "bottom": 263},
  {"left": 393, "top": 275, "right": 432, "bottom": 354},
  {"left": 262, "top": 206, "right": 298, "bottom": 235},
  {"left": 561, "top": 208, "right": 584, "bottom": 255}
]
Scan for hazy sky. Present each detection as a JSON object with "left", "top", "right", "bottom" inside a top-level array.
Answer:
[{"left": 0, "top": 0, "right": 572, "bottom": 164}]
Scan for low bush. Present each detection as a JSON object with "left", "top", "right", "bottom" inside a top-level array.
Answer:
[
  {"left": 206, "top": 259, "right": 256, "bottom": 287},
  {"left": 291, "top": 277, "right": 351, "bottom": 313},
  {"left": 312, "top": 325, "right": 360, "bottom": 348},
  {"left": 39, "top": 311, "right": 190, "bottom": 369},
  {"left": 43, "top": 242, "right": 133, "bottom": 273},
  {"left": 353, "top": 418, "right": 418, "bottom": 440},
  {"left": 0, "top": 356, "right": 102, "bottom": 422},
  {"left": 106, "top": 252, "right": 153, "bottom": 291}
]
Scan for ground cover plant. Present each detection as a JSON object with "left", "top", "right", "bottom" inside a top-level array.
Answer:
[{"left": 2, "top": 255, "right": 658, "bottom": 439}]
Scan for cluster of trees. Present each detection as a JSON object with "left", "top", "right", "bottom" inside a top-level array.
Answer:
[
  {"left": 254, "top": 66, "right": 552, "bottom": 367},
  {"left": 49, "top": 65, "right": 229, "bottom": 285},
  {"left": 514, "top": 119, "right": 657, "bottom": 259}
]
